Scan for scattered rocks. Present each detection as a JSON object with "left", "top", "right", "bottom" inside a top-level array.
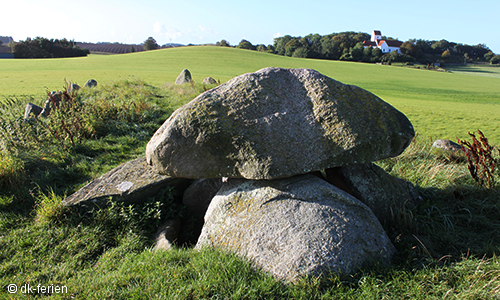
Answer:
[
  {"left": 146, "top": 67, "right": 414, "bottom": 179},
  {"left": 175, "top": 69, "right": 192, "bottom": 85},
  {"left": 195, "top": 174, "right": 396, "bottom": 282},
  {"left": 23, "top": 79, "right": 97, "bottom": 119}
]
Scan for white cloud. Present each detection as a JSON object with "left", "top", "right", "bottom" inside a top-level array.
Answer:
[
  {"left": 198, "top": 25, "right": 218, "bottom": 35},
  {"left": 154, "top": 21, "right": 165, "bottom": 33},
  {"left": 273, "top": 32, "right": 283, "bottom": 38}
]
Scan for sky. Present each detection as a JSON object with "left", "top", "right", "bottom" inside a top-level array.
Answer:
[{"left": 2, "top": 0, "right": 499, "bottom": 54}]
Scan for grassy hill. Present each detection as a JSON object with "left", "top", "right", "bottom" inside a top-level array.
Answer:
[{"left": 1, "top": 46, "right": 500, "bottom": 145}]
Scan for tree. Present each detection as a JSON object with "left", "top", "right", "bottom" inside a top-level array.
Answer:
[
  {"left": 284, "top": 39, "right": 301, "bottom": 57},
  {"left": 143, "top": 37, "right": 159, "bottom": 51},
  {"left": 13, "top": 37, "right": 89, "bottom": 58},
  {"left": 442, "top": 50, "right": 451, "bottom": 59},
  {"left": 216, "top": 39, "right": 230, "bottom": 47},
  {"left": 292, "top": 47, "right": 309, "bottom": 58},
  {"left": 371, "top": 47, "right": 383, "bottom": 61},
  {"left": 256, "top": 44, "right": 267, "bottom": 52},
  {"left": 237, "top": 39, "right": 256, "bottom": 50},
  {"left": 273, "top": 35, "right": 293, "bottom": 56},
  {"left": 431, "top": 39, "right": 450, "bottom": 54},
  {"left": 484, "top": 51, "right": 495, "bottom": 62},
  {"left": 320, "top": 36, "right": 341, "bottom": 60},
  {"left": 362, "top": 46, "right": 373, "bottom": 62},
  {"left": 130, "top": 45, "right": 136, "bottom": 53},
  {"left": 400, "top": 40, "right": 422, "bottom": 58},
  {"left": 490, "top": 55, "right": 500, "bottom": 64}
]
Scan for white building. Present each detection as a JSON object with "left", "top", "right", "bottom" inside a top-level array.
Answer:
[{"left": 363, "top": 30, "right": 403, "bottom": 54}]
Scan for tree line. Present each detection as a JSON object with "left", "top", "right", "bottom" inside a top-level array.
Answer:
[
  {"left": 13, "top": 37, "right": 90, "bottom": 58},
  {"left": 217, "top": 31, "right": 499, "bottom": 64}
]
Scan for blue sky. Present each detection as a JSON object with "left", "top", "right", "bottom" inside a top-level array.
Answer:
[{"left": 3, "top": 0, "right": 499, "bottom": 53}]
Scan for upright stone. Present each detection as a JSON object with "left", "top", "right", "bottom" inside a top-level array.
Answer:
[
  {"left": 68, "top": 83, "right": 80, "bottom": 93},
  {"left": 147, "top": 67, "right": 414, "bottom": 179},
  {"left": 84, "top": 79, "right": 98, "bottom": 88},
  {"left": 175, "top": 69, "right": 192, "bottom": 85}
]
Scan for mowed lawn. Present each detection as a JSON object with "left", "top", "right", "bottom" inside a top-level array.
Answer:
[{"left": 1, "top": 46, "right": 499, "bottom": 145}]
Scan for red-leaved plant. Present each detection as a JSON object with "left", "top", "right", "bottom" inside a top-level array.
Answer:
[{"left": 457, "top": 130, "right": 499, "bottom": 188}]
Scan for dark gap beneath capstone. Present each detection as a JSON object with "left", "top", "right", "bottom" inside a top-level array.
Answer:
[{"left": 308, "top": 167, "right": 355, "bottom": 196}]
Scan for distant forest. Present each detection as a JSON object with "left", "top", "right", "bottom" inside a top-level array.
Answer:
[
  {"left": 13, "top": 37, "right": 89, "bottom": 59},
  {"left": 217, "top": 31, "right": 500, "bottom": 65},
  {"left": 9, "top": 32, "right": 500, "bottom": 64}
]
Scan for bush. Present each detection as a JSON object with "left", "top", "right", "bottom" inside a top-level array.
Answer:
[{"left": 457, "top": 130, "right": 499, "bottom": 188}]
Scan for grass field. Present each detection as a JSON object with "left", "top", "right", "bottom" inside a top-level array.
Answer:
[
  {"left": 0, "top": 61, "right": 499, "bottom": 298},
  {"left": 1, "top": 46, "right": 499, "bottom": 146}
]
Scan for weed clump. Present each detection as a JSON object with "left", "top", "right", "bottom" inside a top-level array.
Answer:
[
  {"left": 0, "top": 154, "right": 24, "bottom": 190},
  {"left": 458, "top": 130, "right": 500, "bottom": 188}
]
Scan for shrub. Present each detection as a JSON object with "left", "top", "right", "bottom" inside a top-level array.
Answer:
[{"left": 457, "top": 130, "right": 499, "bottom": 188}]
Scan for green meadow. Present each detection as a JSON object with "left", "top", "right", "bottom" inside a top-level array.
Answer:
[
  {"left": 1, "top": 47, "right": 500, "bottom": 298},
  {"left": 1, "top": 46, "right": 499, "bottom": 145}
]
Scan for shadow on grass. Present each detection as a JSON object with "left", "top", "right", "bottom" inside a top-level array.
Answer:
[{"left": 390, "top": 184, "right": 500, "bottom": 269}]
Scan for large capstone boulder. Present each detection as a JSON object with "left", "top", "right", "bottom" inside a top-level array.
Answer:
[
  {"left": 63, "top": 156, "right": 192, "bottom": 208},
  {"left": 175, "top": 69, "right": 193, "bottom": 85},
  {"left": 146, "top": 67, "right": 414, "bottom": 179},
  {"left": 195, "top": 174, "right": 396, "bottom": 281}
]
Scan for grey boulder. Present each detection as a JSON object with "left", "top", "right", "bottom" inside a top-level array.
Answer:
[
  {"left": 338, "top": 163, "right": 421, "bottom": 226},
  {"left": 195, "top": 174, "right": 396, "bottom": 282},
  {"left": 175, "top": 69, "right": 192, "bottom": 85},
  {"left": 431, "top": 139, "right": 462, "bottom": 151},
  {"left": 84, "top": 79, "right": 98, "bottom": 88},
  {"left": 63, "top": 156, "right": 192, "bottom": 207},
  {"left": 202, "top": 77, "right": 217, "bottom": 85},
  {"left": 146, "top": 67, "right": 414, "bottom": 179}
]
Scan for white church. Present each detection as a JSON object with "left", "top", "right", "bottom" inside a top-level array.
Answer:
[{"left": 363, "top": 30, "right": 403, "bottom": 54}]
